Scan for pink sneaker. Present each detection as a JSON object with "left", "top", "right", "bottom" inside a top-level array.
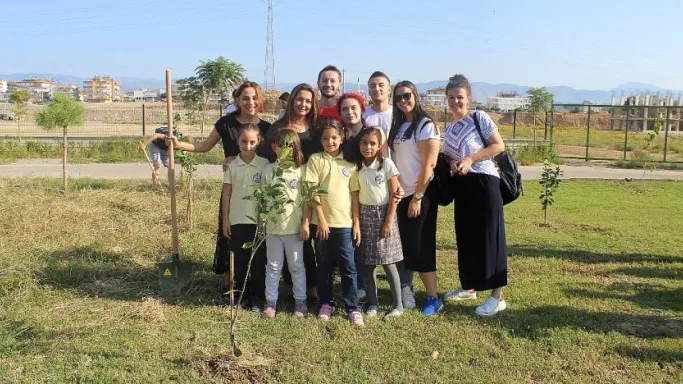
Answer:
[
  {"left": 262, "top": 302, "right": 276, "bottom": 318},
  {"left": 294, "top": 300, "right": 308, "bottom": 317},
  {"left": 317, "top": 304, "right": 334, "bottom": 321},
  {"left": 348, "top": 311, "right": 365, "bottom": 326}
]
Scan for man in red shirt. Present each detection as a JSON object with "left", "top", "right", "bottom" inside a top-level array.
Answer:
[{"left": 317, "top": 65, "right": 342, "bottom": 122}]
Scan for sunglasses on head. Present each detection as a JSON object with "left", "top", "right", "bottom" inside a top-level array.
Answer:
[{"left": 394, "top": 92, "right": 412, "bottom": 102}]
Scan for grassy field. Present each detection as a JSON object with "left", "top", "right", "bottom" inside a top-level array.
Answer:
[{"left": 1, "top": 178, "right": 682, "bottom": 383}]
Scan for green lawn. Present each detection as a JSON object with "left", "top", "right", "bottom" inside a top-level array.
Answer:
[{"left": 1, "top": 178, "right": 682, "bottom": 383}]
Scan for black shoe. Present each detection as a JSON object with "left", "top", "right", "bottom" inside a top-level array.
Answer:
[{"left": 249, "top": 297, "right": 265, "bottom": 313}]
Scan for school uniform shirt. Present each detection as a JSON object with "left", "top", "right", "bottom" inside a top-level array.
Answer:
[
  {"left": 304, "top": 151, "right": 355, "bottom": 228},
  {"left": 390, "top": 117, "right": 440, "bottom": 197},
  {"left": 350, "top": 158, "right": 400, "bottom": 206},
  {"left": 261, "top": 163, "right": 305, "bottom": 236},
  {"left": 223, "top": 155, "right": 270, "bottom": 225},
  {"left": 363, "top": 107, "right": 393, "bottom": 141},
  {"left": 442, "top": 111, "right": 499, "bottom": 178}
]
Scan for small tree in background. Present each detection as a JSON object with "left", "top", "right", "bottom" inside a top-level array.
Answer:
[
  {"left": 527, "top": 87, "right": 554, "bottom": 142},
  {"left": 539, "top": 160, "right": 562, "bottom": 225},
  {"left": 35, "top": 94, "right": 84, "bottom": 192},
  {"left": 179, "top": 57, "right": 245, "bottom": 139},
  {"left": 10, "top": 90, "right": 31, "bottom": 144}
]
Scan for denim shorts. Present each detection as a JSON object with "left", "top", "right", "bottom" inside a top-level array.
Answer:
[{"left": 150, "top": 145, "right": 169, "bottom": 167}]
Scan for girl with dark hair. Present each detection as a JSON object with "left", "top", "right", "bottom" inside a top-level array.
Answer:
[
  {"left": 261, "top": 83, "right": 321, "bottom": 162},
  {"left": 388, "top": 80, "right": 442, "bottom": 316},
  {"left": 221, "top": 123, "right": 270, "bottom": 311},
  {"left": 442, "top": 74, "right": 508, "bottom": 316},
  {"left": 305, "top": 119, "right": 364, "bottom": 326},
  {"left": 260, "top": 83, "right": 322, "bottom": 303},
  {"left": 261, "top": 129, "right": 310, "bottom": 318},
  {"left": 350, "top": 127, "right": 404, "bottom": 320},
  {"left": 168, "top": 81, "right": 271, "bottom": 300}
]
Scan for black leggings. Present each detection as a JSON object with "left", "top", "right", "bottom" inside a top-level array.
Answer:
[{"left": 229, "top": 224, "right": 267, "bottom": 300}]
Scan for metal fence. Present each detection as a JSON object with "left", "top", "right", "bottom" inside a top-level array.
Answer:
[
  {"left": 0, "top": 102, "right": 283, "bottom": 140},
  {"left": 3, "top": 101, "right": 682, "bottom": 164},
  {"left": 549, "top": 104, "right": 683, "bottom": 163}
]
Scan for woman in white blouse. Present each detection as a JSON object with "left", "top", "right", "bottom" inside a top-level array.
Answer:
[
  {"left": 387, "top": 80, "right": 442, "bottom": 316},
  {"left": 441, "top": 74, "right": 509, "bottom": 316}
]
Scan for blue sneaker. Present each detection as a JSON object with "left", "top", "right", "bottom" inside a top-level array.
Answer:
[{"left": 421, "top": 296, "right": 444, "bottom": 317}]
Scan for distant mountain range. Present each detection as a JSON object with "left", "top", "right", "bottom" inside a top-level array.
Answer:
[{"left": 2, "top": 73, "right": 681, "bottom": 104}]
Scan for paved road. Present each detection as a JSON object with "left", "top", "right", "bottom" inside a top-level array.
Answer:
[{"left": 1, "top": 159, "right": 682, "bottom": 180}]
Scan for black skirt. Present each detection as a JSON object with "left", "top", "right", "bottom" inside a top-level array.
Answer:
[
  {"left": 397, "top": 184, "right": 438, "bottom": 273},
  {"left": 453, "top": 173, "right": 508, "bottom": 291},
  {"left": 213, "top": 194, "right": 230, "bottom": 274}
]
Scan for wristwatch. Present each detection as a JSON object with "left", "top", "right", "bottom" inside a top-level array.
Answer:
[{"left": 414, "top": 192, "right": 424, "bottom": 200}]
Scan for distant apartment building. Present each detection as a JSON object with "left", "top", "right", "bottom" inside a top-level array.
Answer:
[
  {"left": 487, "top": 91, "right": 530, "bottom": 112},
  {"left": 8, "top": 78, "right": 54, "bottom": 102},
  {"left": 132, "top": 88, "right": 161, "bottom": 102},
  {"left": 82, "top": 76, "right": 121, "bottom": 102},
  {"left": 0, "top": 79, "right": 7, "bottom": 93},
  {"left": 421, "top": 87, "right": 447, "bottom": 107},
  {"left": 51, "top": 84, "right": 80, "bottom": 100}
]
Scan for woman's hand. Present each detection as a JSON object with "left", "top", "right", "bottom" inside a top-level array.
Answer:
[
  {"left": 455, "top": 157, "right": 473, "bottom": 175},
  {"left": 165, "top": 136, "right": 181, "bottom": 150},
  {"left": 408, "top": 197, "right": 421, "bottom": 218},
  {"left": 392, "top": 184, "right": 405, "bottom": 204}
]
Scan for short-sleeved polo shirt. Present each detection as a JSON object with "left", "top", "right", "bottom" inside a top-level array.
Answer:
[
  {"left": 304, "top": 151, "right": 355, "bottom": 228},
  {"left": 223, "top": 155, "right": 269, "bottom": 225},
  {"left": 262, "top": 163, "right": 305, "bottom": 235},
  {"left": 350, "top": 158, "right": 400, "bottom": 206}
]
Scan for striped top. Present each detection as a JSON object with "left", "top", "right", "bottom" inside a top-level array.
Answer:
[{"left": 442, "top": 111, "right": 499, "bottom": 178}]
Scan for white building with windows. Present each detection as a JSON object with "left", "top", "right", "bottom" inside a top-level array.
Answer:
[
  {"left": 487, "top": 91, "right": 530, "bottom": 112},
  {"left": 421, "top": 87, "right": 447, "bottom": 107},
  {"left": 0, "top": 79, "right": 7, "bottom": 94}
]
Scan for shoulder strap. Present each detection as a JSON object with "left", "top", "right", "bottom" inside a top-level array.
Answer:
[{"left": 472, "top": 111, "right": 489, "bottom": 148}]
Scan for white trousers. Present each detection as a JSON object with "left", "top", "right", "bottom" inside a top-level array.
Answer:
[{"left": 265, "top": 234, "right": 306, "bottom": 302}]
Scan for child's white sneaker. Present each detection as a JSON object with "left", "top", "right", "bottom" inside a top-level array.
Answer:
[
  {"left": 444, "top": 288, "right": 477, "bottom": 302},
  {"left": 366, "top": 305, "right": 378, "bottom": 317},
  {"left": 474, "top": 296, "right": 506, "bottom": 316}
]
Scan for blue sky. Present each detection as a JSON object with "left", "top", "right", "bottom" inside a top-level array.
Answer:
[{"left": 2, "top": 0, "right": 682, "bottom": 90}]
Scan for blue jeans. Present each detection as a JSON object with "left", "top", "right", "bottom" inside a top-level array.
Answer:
[
  {"left": 315, "top": 228, "right": 360, "bottom": 313},
  {"left": 355, "top": 248, "right": 366, "bottom": 292}
]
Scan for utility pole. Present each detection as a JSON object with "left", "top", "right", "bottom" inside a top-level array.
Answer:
[
  {"left": 341, "top": 69, "right": 345, "bottom": 94},
  {"left": 264, "top": 0, "right": 275, "bottom": 90}
]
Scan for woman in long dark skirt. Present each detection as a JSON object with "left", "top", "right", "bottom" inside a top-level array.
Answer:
[
  {"left": 441, "top": 74, "right": 508, "bottom": 316},
  {"left": 169, "top": 81, "right": 271, "bottom": 306}
]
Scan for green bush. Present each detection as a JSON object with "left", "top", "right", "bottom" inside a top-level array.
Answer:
[{"left": 513, "top": 145, "right": 563, "bottom": 166}]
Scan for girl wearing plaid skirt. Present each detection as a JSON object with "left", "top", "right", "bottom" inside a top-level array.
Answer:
[{"left": 350, "top": 127, "right": 404, "bottom": 320}]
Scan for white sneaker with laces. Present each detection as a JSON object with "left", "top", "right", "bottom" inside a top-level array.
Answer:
[
  {"left": 444, "top": 288, "right": 477, "bottom": 302},
  {"left": 366, "top": 305, "right": 378, "bottom": 317},
  {"left": 474, "top": 296, "right": 506, "bottom": 316}
]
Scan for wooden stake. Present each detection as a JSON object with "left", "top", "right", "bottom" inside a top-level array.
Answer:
[{"left": 166, "top": 70, "right": 179, "bottom": 256}]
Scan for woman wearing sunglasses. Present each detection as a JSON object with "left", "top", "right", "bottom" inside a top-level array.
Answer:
[{"left": 387, "top": 81, "right": 442, "bottom": 316}]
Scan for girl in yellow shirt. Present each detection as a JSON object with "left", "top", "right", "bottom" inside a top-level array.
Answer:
[
  {"left": 222, "top": 123, "right": 270, "bottom": 312},
  {"left": 305, "top": 119, "right": 364, "bottom": 326}
]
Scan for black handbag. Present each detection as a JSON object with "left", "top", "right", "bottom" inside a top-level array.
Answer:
[
  {"left": 472, "top": 112, "right": 522, "bottom": 205},
  {"left": 432, "top": 152, "right": 454, "bottom": 206}
]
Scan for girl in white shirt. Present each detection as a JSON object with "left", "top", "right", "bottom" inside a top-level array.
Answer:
[{"left": 350, "top": 127, "right": 404, "bottom": 320}]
